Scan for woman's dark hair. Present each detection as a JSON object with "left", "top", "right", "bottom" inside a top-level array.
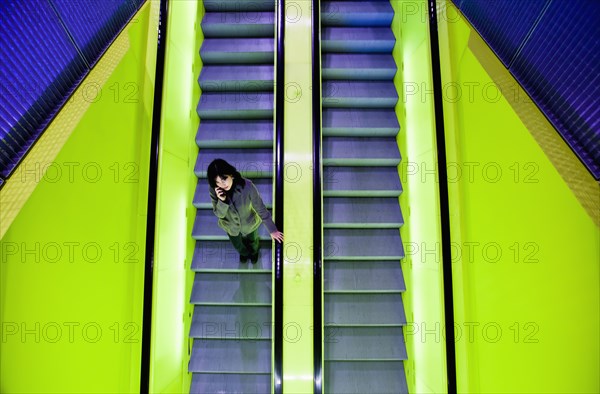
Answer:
[{"left": 207, "top": 158, "right": 245, "bottom": 188}]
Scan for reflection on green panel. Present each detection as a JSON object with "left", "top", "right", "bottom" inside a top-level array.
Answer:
[
  {"left": 437, "top": 1, "right": 599, "bottom": 392},
  {"left": 0, "top": 2, "right": 159, "bottom": 392}
]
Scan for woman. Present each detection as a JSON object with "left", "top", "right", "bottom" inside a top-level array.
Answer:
[{"left": 207, "top": 158, "right": 284, "bottom": 264}]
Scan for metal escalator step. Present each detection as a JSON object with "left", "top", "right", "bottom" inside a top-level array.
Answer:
[
  {"left": 323, "top": 166, "right": 402, "bottom": 197},
  {"left": 324, "top": 260, "right": 405, "bottom": 291},
  {"left": 200, "top": 38, "right": 274, "bottom": 64},
  {"left": 191, "top": 373, "right": 271, "bottom": 394},
  {"left": 322, "top": 1, "right": 393, "bottom": 27},
  {"left": 189, "top": 339, "right": 271, "bottom": 373},
  {"left": 324, "top": 197, "right": 403, "bottom": 228},
  {"left": 325, "top": 293, "right": 406, "bottom": 325},
  {"left": 195, "top": 148, "right": 274, "bottom": 178},
  {"left": 192, "top": 209, "right": 272, "bottom": 240},
  {"left": 199, "top": 65, "right": 274, "bottom": 92},
  {"left": 204, "top": 0, "right": 274, "bottom": 12},
  {"left": 192, "top": 240, "right": 273, "bottom": 271},
  {"left": 197, "top": 92, "right": 273, "bottom": 119},
  {"left": 323, "top": 81, "right": 398, "bottom": 108},
  {"left": 323, "top": 137, "right": 401, "bottom": 166},
  {"left": 324, "top": 326, "right": 407, "bottom": 360},
  {"left": 325, "top": 361, "right": 408, "bottom": 394},
  {"left": 324, "top": 228, "right": 403, "bottom": 259},
  {"left": 190, "top": 272, "right": 272, "bottom": 305},
  {"left": 322, "top": 27, "right": 395, "bottom": 53},
  {"left": 196, "top": 119, "right": 273, "bottom": 149},
  {"left": 194, "top": 177, "right": 272, "bottom": 208},
  {"left": 322, "top": 54, "right": 396, "bottom": 80},
  {"left": 323, "top": 108, "right": 399, "bottom": 136},
  {"left": 190, "top": 305, "right": 272, "bottom": 339},
  {"left": 202, "top": 12, "right": 274, "bottom": 38}
]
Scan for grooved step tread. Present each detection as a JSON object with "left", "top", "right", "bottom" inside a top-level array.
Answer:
[
  {"left": 191, "top": 373, "right": 271, "bottom": 394},
  {"left": 190, "top": 305, "right": 272, "bottom": 339},
  {"left": 192, "top": 209, "right": 271, "bottom": 240},
  {"left": 192, "top": 240, "right": 273, "bottom": 271},
  {"left": 202, "top": 12, "right": 274, "bottom": 38},
  {"left": 201, "top": 38, "right": 274, "bottom": 64},
  {"left": 322, "top": 54, "right": 396, "bottom": 80},
  {"left": 322, "top": 27, "right": 395, "bottom": 53},
  {"left": 199, "top": 65, "right": 274, "bottom": 91},
  {"left": 324, "top": 260, "right": 405, "bottom": 291},
  {"left": 191, "top": 272, "right": 271, "bottom": 305},
  {"left": 325, "top": 293, "right": 406, "bottom": 325},
  {"left": 324, "top": 228, "right": 404, "bottom": 259},
  {"left": 323, "top": 137, "right": 401, "bottom": 166},
  {"left": 324, "top": 326, "right": 408, "bottom": 360},
  {"left": 322, "top": 1, "right": 394, "bottom": 27},
  {"left": 323, "top": 108, "right": 399, "bottom": 136},
  {"left": 323, "top": 81, "right": 398, "bottom": 108},
  {"left": 204, "top": 0, "right": 275, "bottom": 12},
  {"left": 323, "top": 166, "right": 402, "bottom": 196},
  {"left": 324, "top": 361, "right": 408, "bottom": 394},
  {"left": 197, "top": 92, "right": 273, "bottom": 119},
  {"left": 189, "top": 339, "right": 271, "bottom": 373},
  {"left": 324, "top": 197, "right": 403, "bottom": 227},
  {"left": 194, "top": 148, "right": 274, "bottom": 178}
]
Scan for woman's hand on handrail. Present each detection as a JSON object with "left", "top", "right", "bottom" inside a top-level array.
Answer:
[{"left": 270, "top": 230, "right": 284, "bottom": 243}]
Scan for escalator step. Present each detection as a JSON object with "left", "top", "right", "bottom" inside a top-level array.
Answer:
[
  {"left": 189, "top": 339, "right": 271, "bottom": 373},
  {"left": 191, "top": 373, "right": 271, "bottom": 394},
  {"left": 202, "top": 12, "right": 275, "bottom": 38},
  {"left": 322, "top": 27, "right": 395, "bottom": 53},
  {"left": 325, "top": 293, "right": 406, "bottom": 325},
  {"left": 192, "top": 209, "right": 271, "bottom": 240},
  {"left": 324, "top": 260, "right": 405, "bottom": 291},
  {"left": 322, "top": 1, "right": 393, "bottom": 27},
  {"left": 196, "top": 119, "right": 273, "bottom": 148},
  {"left": 201, "top": 38, "right": 274, "bottom": 64},
  {"left": 194, "top": 177, "right": 272, "bottom": 208},
  {"left": 190, "top": 272, "right": 272, "bottom": 305},
  {"left": 324, "top": 326, "right": 407, "bottom": 360},
  {"left": 192, "top": 240, "right": 273, "bottom": 271},
  {"left": 199, "top": 65, "right": 274, "bottom": 92},
  {"left": 194, "top": 148, "right": 274, "bottom": 178},
  {"left": 323, "top": 108, "right": 399, "bottom": 136},
  {"left": 197, "top": 92, "right": 273, "bottom": 119},
  {"left": 325, "top": 361, "right": 408, "bottom": 394},
  {"left": 204, "top": 0, "right": 274, "bottom": 12},
  {"left": 322, "top": 54, "right": 396, "bottom": 80},
  {"left": 190, "top": 305, "right": 272, "bottom": 339},
  {"left": 323, "top": 166, "right": 402, "bottom": 197},
  {"left": 324, "top": 197, "right": 403, "bottom": 228},
  {"left": 324, "top": 228, "right": 403, "bottom": 259},
  {"left": 323, "top": 137, "right": 401, "bottom": 166},
  {"left": 323, "top": 81, "right": 398, "bottom": 108}
]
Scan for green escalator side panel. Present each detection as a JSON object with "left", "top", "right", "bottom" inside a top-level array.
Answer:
[
  {"left": 0, "top": 2, "right": 159, "bottom": 392},
  {"left": 437, "top": 1, "right": 599, "bottom": 392},
  {"left": 148, "top": 0, "right": 204, "bottom": 393},
  {"left": 281, "top": 1, "right": 317, "bottom": 393},
  {"left": 391, "top": 1, "right": 449, "bottom": 393}
]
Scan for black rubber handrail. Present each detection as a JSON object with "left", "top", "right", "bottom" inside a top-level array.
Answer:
[
  {"left": 311, "top": 0, "right": 323, "bottom": 393},
  {"left": 139, "top": 0, "right": 168, "bottom": 392},
  {"left": 427, "top": 1, "right": 457, "bottom": 392},
  {"left": 273, "top": 0, "right": 285, "bottom": 393}
]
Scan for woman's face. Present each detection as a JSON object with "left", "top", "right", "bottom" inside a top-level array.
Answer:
[{"left": 215, "top": 175, "right": 234, "bottom": 191}]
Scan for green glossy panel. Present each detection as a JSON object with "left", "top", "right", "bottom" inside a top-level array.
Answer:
[
  {"left": 0, "top": 3, "right": 158, "bottom": 392},
  {"left": 438, "top": 1, "right": 599, "bottom": 392},
  {"left": 148, "top": 0, "right": 203, "bottom": 392}
]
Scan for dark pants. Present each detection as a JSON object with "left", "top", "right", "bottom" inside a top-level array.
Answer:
[{"left": 228, "top": 230, "right": 260, "bottom": 259}]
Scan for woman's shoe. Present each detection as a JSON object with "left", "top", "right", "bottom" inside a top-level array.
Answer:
[
  {"left": 250, "top": 253, "right": 259, "bottom": 264},
  {"left": 239, "top": 255, "right": 249, "bottom": 263}
]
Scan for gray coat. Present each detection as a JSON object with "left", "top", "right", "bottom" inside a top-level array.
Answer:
[{"left": 209, "top": 178, "right": 277, "bottom": 236}]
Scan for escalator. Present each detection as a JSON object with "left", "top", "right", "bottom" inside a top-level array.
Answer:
[
  {"left": 188, "top": 1, "right": 276, "bottom": 392},
  {"left": 320, "top": 1, "right": 408, "bottom": 392}
]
